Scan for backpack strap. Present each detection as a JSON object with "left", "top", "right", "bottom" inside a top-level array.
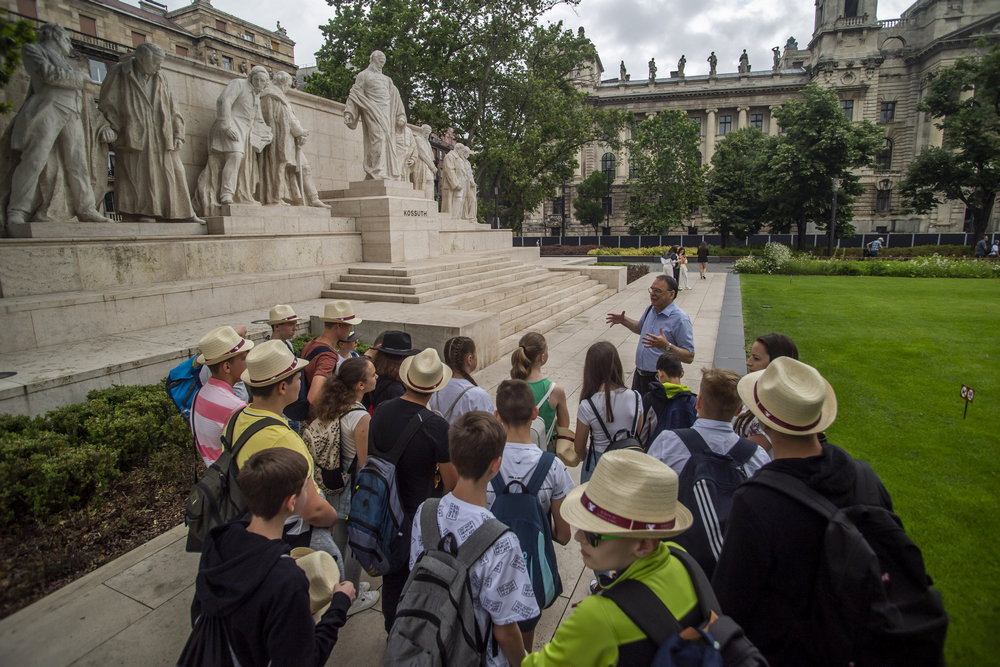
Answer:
[
  {"left": 525, "top": 452, "right": 556, "bottom": 497},
  {"left": 419, "top": 497, "right": 443, "bottom": 551},
  {"left": 726, "top": 437, "right": 759, "bottom": 465},
  {"left": 749, "top": 469, "right": 839, "bottom": 519},
  {"left": 586, "top": 397, "right": 614, "bottom": 442},
  {"left": 535, "top": 381, "right": 555, "bottom": 409},
  {"left": 443, "top": 385, "right": 475, "bottom": 421},
  {"left": 630, "top": 390, "right": 641, "bottom": 436},
  {"left": 600, "top": 579, "right": 680, "bottom": 646},
  {"left": 667, "top": 546, "right": 722, "bottom": 624},
  {"left": 489, "top": 471, "right": 506, "bottom": 497},
  {"left": 674, "top": 428, "right": 710, "bottom": 457},
  {"left": 456, "top": 518, "right": 510, "bottom": 570},
  {"left": 377, "top": 408, "right": 432, "bottom": 464},
  {"left": 638, "top": 305, "right": 653, "bottom": 330},
  {"left": 304, "top": 343, "right": 335, "bottom": 361}
]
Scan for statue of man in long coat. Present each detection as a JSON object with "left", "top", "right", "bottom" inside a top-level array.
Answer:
[{"left": 344, "top": 50, "right": 406, "bottom": 180}]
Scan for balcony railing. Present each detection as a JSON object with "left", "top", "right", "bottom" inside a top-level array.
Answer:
[{"left": 879, "top": 18, "right": 903, "bottom": 29}]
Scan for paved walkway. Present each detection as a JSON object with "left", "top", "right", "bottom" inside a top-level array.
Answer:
[{"left": 0, "top": 265, "right": 739, "bottom": 666}]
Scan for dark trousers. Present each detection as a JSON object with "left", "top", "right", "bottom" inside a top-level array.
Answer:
[
  {"left": 632, "top": 369, "right": 656, "bottom": 392},
  {"left": 382, "top": 567, "right": 408, "bottom": 634}
]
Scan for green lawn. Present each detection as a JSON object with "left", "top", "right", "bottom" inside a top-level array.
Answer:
[{"left": 740, "top": 275, "right": 1000, "bottom": 666}]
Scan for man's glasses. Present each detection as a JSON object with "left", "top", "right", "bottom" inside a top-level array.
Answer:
[
  {"left": 583, "top": 531, "right": 626, "bottom": 548},
  {"left": 648, "top": 287, "right": 675, "bottom": 296}
]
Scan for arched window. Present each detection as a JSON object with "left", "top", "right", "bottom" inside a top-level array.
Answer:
[
  {"left": 601, "top": 153, "right": 617, "bottom": 180},
  {"left": 875, "top": 179, "right": 892, "bottom": 212},
  {"left": 875, "top": 138, "right": 893, "bottom": 170}
]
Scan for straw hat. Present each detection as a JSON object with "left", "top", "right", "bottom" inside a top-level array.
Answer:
[
  {"left": 195, "top": 326, "right": 254, "bottom": 366},
  {"left": 736, "top": 356, "right": 837, "bottom": 436},
  {"left": 399, "top": 348, "right": 452, "bottom": 394},
  {"left": 371, "top": 330, "right": 419, "bottom": 356},
  {"left": 290, "top": 547, "right": 340, "bottom": 622},
  {"left": 267, "top": 304, "right": 302, "bottom": 326},
  {"left": 561, "top": 449, "right": 692, "bottom": 538},
  {"left": 319, "top": 300, "right": 362, "bottom": 325},
  {"left": 240, "top": 339, "right": 309, "bottom": 387}
]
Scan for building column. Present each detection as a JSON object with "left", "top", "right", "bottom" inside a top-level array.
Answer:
[
  {"left": 927, "top": 118, "right": 944, "bottom": 148},
  {"left": 768, "top": 105, "right": 781, "bottom": 136},
  {"left": 737, "top": 105, "right": 749, "bottom": 130},
  {"left": 705, "top": 108, "right": 718, "bottom": 162}
]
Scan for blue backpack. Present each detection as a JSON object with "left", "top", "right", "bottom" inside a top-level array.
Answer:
[
  {"left": 488, "top": 452, "right": 563, "bottom": 611},
  {"left": 166, "top": 355, "right": 202, "bottom": 424},
  {"left": 347, "top": 408, "right": 430, "bottom": 576},
  {"left": 640, "top": 383, "right": 697, "bottom": 448}
]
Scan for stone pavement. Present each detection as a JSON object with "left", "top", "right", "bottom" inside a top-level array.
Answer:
[{"left": 0, "top": 266, "right": 736, "bottom": 667}]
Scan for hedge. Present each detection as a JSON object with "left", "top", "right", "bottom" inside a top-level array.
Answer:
[
  {"left": 734, "top": 246, "right": 1000, "bottom": 279},
  {"left": 586, "top": 244, "right": 972, "bottom": 258}
]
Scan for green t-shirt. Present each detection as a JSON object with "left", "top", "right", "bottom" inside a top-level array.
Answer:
[{"left": 528, "top": 378, "right": 556, "bottom": 435}]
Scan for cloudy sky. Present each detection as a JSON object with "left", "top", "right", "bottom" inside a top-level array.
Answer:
[{"left": 138, "top": 0, "right": 915, "bottom": 71}]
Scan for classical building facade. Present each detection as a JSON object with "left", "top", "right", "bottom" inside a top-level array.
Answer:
[{"left": 526, "top": 0, "right": 1000, "bottom": 237}]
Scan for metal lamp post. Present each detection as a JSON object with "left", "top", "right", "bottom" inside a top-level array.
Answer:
[{"left": 828, "top": 177, "right": 840, "bottom": 258}]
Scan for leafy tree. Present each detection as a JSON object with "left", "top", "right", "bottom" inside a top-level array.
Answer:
[
  {"left": 766, "top": 83, "right": 883, "bottom": 249},
  {"left": 573, "top": 169, "right": 610, "bottom": 234},
  {"left": 900, "top": 42, "right": 1000, "bottom": 244},
  {"left": 626, "top": 110, "right": 704, "bottom": 234},
  {"left": 0, "top": 12, "right": 35, "bottom": 113},
  {"left": 705, "top": 128, "right": 774, "bottom": 247},
  {"left": 305, "top": 0, "right": 627, "bottom": 226}
]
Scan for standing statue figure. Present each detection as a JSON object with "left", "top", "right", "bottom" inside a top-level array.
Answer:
[
  {"left": 677, "top": 55, "right": 686, "bottom": 77},
  {"left": 439, "top": 144, "right": 466, "bottom": 216},
  {"left": 258, "top": 71, "right": 329, "bottom": 208},
  {"left": 344, "top": 50, "right": 406, "bottom": 181},
  {"left": 411, "top": 124, "right": 436, "bottom": 201},
  {"left": 648, "top": 58, "right": 657, "bottom": 81},
  {"left": 3, "top": 23, "right": 110, "bottom": 229},
  {"left": 196, "top": 66, "right": 272, "bottom": 214},
  {"left": 98, "top": 42, "right": 201, "bottom": 222},
  {"left": 458, "top": 144, "right": 478, "bottom": 221},
  {"left": 739, "top": 49, "right": 750, "bottom": 74},
  {"left": 208, "top": 49, "right": 220, "bottom": 66},
  {"left": 707, "top": 51, "right": 718, "bottom": 76},
  {"left": 619, "top": 60, "right": 627, "bottom": 81},
  {"left": 772, "top": 46, "right": 781, "bottom": 71},
  {"left": 394, "top": 113, "right": 417, "bottom": 182}
]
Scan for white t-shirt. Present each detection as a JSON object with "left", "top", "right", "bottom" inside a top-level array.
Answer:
[
  {"left": 486, "top": 442, "right": 575, "bottom": 516},
  {"left": 338, "top": 401, "right": 369, "bottom": 465},
  {"left": 428, "top": 378, "right": 495, "bottom": 424},
  {"left": 410, "top": 493, "right": 540, "bottom": 667},
  {"left": 577, "top": 387, "right": 643, "bottom": 455}
]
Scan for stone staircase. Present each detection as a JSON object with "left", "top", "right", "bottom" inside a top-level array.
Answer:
[{"left": 321, "top": 253, "right": 616, "bottom": 358}]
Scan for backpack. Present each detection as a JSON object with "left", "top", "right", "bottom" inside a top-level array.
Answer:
[
  {"left": 488, "top": 452, "right": 562, "bottom": 611},
  {"left": 184, "top": 410, "right": 285, "bottom": 552},
  {"left": 671, "top": 429, "right": 758, "bottom": 578},
  {"left": 586, "top": 390, "right": 643, "bottom": 469},
  {"left": 283, "top": 343, "right": 335, "bottom": 422},
  {"left": 176, "top": 610, "right": 237, "bottom": 667},
  {"left": 529, "top": 381, "right": 557, "bottom": 451},
  {"left": 167, "top": 355, "right": 203, "bottom": 424},
  {"left": 749, "top": 464, "right": 948, "bottom": 667},
  {"left": 384, "top": 498, "right": 509, "bottom": 667},
  {"left": 602, "top": 546, "right": 767, "bottom": 667},
  {"left": 347, "top": 408, "right": 431, "bottom": 576},
  {"left": 301, "top": 406, "right": 367, "bottom": 495},
  {"left": 640, "top": 384, "right": 698, "bottom": 448}
]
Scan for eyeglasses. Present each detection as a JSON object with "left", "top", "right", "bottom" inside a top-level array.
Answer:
[
  {"left": 583, "top": 531, "right": 626, "bottom": 548},
  {"left": 648, "top": 288, "right": 675, "bottom": 296}
]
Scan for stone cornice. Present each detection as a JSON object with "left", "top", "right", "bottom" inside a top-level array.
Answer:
[{"left": 588, "top": 82, "right": 809, "bottom": 107}]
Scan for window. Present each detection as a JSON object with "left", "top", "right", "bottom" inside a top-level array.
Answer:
[
  {"left": 875, "top": 138, "right": 893, "bottom": 170},
  {"left": 222, "top": 56, "right": 234, "bottom": 71},
  {"left": 271, "top": 40, "right": 280, "bottom": 51},
  {"left": 845, "top": 0, "right": 859, "bottom": 17},
  {"left": 17, "top": 0, "right": 38, "bottom": 19},
  {"left": 875, "top": 179, "right": 892, "bottom": 212},
  {"left": 601, "top": 153, "right": 617, "bottom": 180},
  {"left": 690, "top": 116, "right": 702, "bottom": 132},
  {"left": 880, "top": 101, "right": 896, "bottom": 123},
  {"left": 131, "top": 31, "right": 146, "bottom": 47},
  {"left": 718, "top": 114, "right": 732, "bottom": 135},
  {"left": 216, "top": 19, "right": 228, "bottom": 32},
  {"left": 175, "top": 45, "right": 189, "bottom": 57},
  {"left": 88, "top": 59, "right": 107, "bottom": 83},
  {"left": 79, "top": 14, "right": 97, "bottom": 36},
  {"left": 750, "top": 113, "right": 764, "bottom": 130},
  {"left": 551, "top": 198, "right": 564, "bottom": 216},
  {"left": 602, "top": 196, "right": 613, "bottom": 216},
  {"left": 239, "top": 31, "right": 255, "bottom": 43},
  {"left": 629, "top": 158, "right": 637, "bottom": 179},
  {"left": 840, "top": 100, "right": 854, "bottom": 120}
]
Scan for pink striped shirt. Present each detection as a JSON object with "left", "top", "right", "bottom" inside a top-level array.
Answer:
[{"left": 192, "top": 378, "right": 247, "bottom": 466}]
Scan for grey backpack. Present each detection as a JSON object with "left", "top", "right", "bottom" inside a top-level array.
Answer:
[{"left": 384, "top": 498, "right": 509, "bottom": 666}]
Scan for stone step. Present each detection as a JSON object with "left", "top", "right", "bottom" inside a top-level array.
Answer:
[
  {"left": 497, "top": 287, "right": 616, "bottom": 357},
  {"left": 500, "top": 281, "right": 608, "bottom": 338},
  {"left": 332, "top": 263, "right": 546, "bottom": 296},
  {"left": 495, "top": 276, "right": 602, "bottom": 324},
  {"left": 440, "top": 270, "right": 583, "bottom": 311},
  {"left": 344, "top": 252, "right": 513, "bottom": 278},
  {"left": 341, "top": 257, "right": 523, "bottom": 286}
]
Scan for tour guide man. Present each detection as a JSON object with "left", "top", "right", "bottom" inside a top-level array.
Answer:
[{"left": 607, "top": 274, "right": 694, "bottom": 391}]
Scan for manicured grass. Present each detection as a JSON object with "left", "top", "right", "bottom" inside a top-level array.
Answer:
[{"left": 740, "top": 275, "right": 1000, "bottom": 666}]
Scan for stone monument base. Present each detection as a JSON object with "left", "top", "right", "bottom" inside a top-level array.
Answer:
[
  {"left": 6, "top": 220, "right": 207, "bottom": 239},
  {"left": 205, "top": 203, "right": 354, "bottom": 235}
]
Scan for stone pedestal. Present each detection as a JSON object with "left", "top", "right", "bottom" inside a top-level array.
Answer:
[
  {"left": 6, "top": 220, "right": 207, "bottom": 239},
  {"left": 205, "top": 204, "right": 354, "bottom": 235}
]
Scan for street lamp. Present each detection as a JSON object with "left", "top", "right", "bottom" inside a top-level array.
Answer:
[
  {"left": 493, "top": 185, "right": 499, "bottom": 229},
  {"left": 561, "top": 182, "right": 567, "bottom": 239},
  {"left": 828, "top": 177, "right": 840, "bottom": 257}
]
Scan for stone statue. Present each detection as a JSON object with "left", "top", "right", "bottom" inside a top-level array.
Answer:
[
  {"left": 239, "top": 60, "right": 249, "bottom": 75},
  {"left": 458, "top": 144, "right": 478, "bottom": 221},
  {"left": 259, "top": 71, "right": 329, "bottom": 208},
  {"left": 677, "top": 55, "right": 686, "bottom": 77},
  {"left": 739, "top": 49, "right": 750, "bottom": 74},
  {"left": 196, "top": 66, "right": 273, "bottom": 214},
  {"left": 785, "top": 36, "right": 798, "bottom": 51},
  {"left": 208, "top": 49, "right": 220, "bottom": 66},
  {"left": 439, "top": 144, "right": 465, "bottom": 216},
  {"left": 393, "top": 113, "right": 417, "bottom": 183},
  {"left": 619, "top": 60, "right": 627, "bottom": 81},
  {"left": 344, "top": 50, "right": 407, "bottom": 180},
  {"left": 98, "top": 43, "right": 201, "bottom": 222},
  {"left": 707, "top": 51, "right": 717, "bottom": 76},
  {"left": 2, "top": 23, "right": 110, "bottom": 230},
  {"left": 772, "top": 46, "right": 781, "bottom": 71},
  {"left": 276, "top": 21, "right": 287, "bottom": 36},
  {"left": 411, "top": 124, "right": 436, "bottom": 201},
  {"left": 648, "top": 58, "right": 657, "bottom": 80}
]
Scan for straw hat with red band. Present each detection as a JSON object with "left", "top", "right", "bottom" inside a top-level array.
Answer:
[
  {"left": 561, "top": 449, "right": 692, "bottom": 539},
  {"left": 290, "top": 547, "right": 340, "bottom": 622},
  {"left": 195, "top": 326, "right": 254, "bottom": 366},
  {"left": 240, "top": 339, "right": 310, "bottom": 387},
  {"left": 319, "top": 300, "right": 363, "bottom": 325},
  {"left": 267, "top": 304, "right": 302, "bottom": 326},
  {"left": 399, "top": 348, "right": 452, "bottom": 394},
  {"left": 736, "top": 356, "right": 837, "bottom": 436}
]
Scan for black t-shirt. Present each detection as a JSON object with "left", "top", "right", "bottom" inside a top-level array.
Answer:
[
  {"left": 369, "top": 397, "right": 450, "bottom": 517},
  {"left": 364, "top": 377, "right": 405, "bottom": 410}
]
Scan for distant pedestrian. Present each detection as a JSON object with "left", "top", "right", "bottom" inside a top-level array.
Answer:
[
  {"left": 975, "top": 235, "right": 989, "bottom": 258},
  {"left": 867, "top": 237, "right": 884, "bottom": 258},
  {"left": 991, "top": 239, "right": 998, "bottom": 258},
  {"left": 670, "top": 246, "right": 681, "bottom": 282},
  {"left": 677, "top": 248, "right": 691, "bottom": 289},
  {"left": 697, "top": 241, "right": 709, "bottom": 279}
]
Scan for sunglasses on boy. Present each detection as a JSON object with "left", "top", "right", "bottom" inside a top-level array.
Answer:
[{"left": 583, "top": 531, "right": 626, "bottom": 548}]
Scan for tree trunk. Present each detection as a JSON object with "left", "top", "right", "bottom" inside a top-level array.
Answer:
[
  {"left": 796, "top": 214, "right": 807, "bottom": 251},
  {"left": 972, "top": 193, "right": 996, "bottom": 245},
  {"left": 720, "top": 228, "right": 729, "bottom": 249}
]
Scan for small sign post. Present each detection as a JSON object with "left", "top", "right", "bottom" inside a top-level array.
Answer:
[{"left": 960, "top": 384, "right": 975, "bottom": 419}]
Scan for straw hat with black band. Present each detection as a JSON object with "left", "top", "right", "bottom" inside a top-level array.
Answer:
[
  {"left": 399, "top": 348, "right": 452, "bottom": 394},
  {"left": 241, "top": 340, "right": 310, "bottom": 388},
  {"left": 736, "top": 356, "right": 837, "bottom": 436},
  {"left": 196, "top": 326, "right": 254, "bottom": 366}
]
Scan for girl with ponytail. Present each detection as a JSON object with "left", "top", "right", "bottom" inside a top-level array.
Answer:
[
  {"left": 428, "top": 336, "right": 494, "bottom": 424},
  {"left": 510, "top": 332, "right": 569, "bottom": 450}
]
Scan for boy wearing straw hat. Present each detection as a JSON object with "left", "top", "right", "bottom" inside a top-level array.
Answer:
[
  {"left": 191, "top": 326, "right": 252, "bottom": 466},
  {"left": 301, "top": 300, "right": 363, "bottom": 406},
  {"left": 267, "top": 304, "right": 302, "bottom": 352},
  {"left": 183, "top": 448, "right": 355, "bottom": 666},
  {"left": 525, "top": 449, "right": 699, "bottom": 666}
]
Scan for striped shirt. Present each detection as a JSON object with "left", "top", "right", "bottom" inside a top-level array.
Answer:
[{"left": 192, "top": 378, "right": 247, "bottom": 466}]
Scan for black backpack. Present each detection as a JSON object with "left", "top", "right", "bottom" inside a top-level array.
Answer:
[
  {"left": 586, "top": 390, "right": 644, "bottom": 468},
  {"left": 283, "top": 344, "right": 335, "bottom": 422},
  {"left": 184, "top": 410, "right": 285, "bottom": 552},
  {"left": 601, "top": 546, "right": 767, "bottom": 667},
  {"left": 176, "top": 610, "right": 237, "bottom": 667},
  {"left": 671, "top": 429, "right": 758, "bottom": 579},
  {"left": 749, "top": 464, "right": 948, "bottom": 667}
]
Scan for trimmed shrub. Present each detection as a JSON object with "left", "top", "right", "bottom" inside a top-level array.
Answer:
[{"left": 736, "top": 255, "right": 1000, "bottom": 278}]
